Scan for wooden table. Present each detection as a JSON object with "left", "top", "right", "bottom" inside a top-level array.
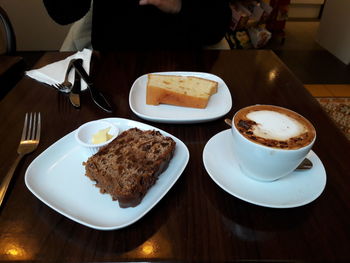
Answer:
[
  {"left": 0, "top": 50, "right": 349, "bottom": 262},
  {"left": 0, "top": 55, "right": 25, "bottom": 100}
]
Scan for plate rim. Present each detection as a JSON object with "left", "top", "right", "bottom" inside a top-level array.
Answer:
[
  {"left": 129, "top": 71, "right": 232, "bottom": 123},
  {"left": 25, "top": 117, "right": 190, "bottom": 230}
]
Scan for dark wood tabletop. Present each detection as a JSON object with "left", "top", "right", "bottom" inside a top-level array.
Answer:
[
  {"left": 0, "top": 55, "right": 25, "bottom": 100},
  {"left": 0, "top": 50, "right": 350, "bottom": 262}
]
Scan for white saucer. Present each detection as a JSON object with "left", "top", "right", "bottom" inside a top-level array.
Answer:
[{"left": 203, "top": 129, "right": 327, "bottom": 208}]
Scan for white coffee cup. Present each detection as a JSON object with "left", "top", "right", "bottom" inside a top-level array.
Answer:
[{"left": 231, "top": 105, "right": 316, "bottom": 181}]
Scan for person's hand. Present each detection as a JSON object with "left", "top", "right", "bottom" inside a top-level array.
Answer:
[{"left": 139, "top": 0, "right": 182, "bottom": 14}]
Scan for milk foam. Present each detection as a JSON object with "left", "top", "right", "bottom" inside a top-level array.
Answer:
[{"left": 247, "top": 110, "right": 306, "bottom": 141}]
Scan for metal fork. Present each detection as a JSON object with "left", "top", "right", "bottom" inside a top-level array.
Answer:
[
  {"left": 0, "top": 112, "right": 41, "bottom": 207},
  {"left": 53, "top": 59, "right": 76, "bottom": 93},
  {"left": 53, "top": 83, "right": 72, "bottom": 93}
]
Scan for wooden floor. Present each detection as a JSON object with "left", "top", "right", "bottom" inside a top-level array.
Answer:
[{"left": 305, "top": 84, "right": 350, "bottom": 97}]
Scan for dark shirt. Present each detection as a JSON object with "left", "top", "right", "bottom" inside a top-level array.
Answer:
[{"left": 43, "top": 0, "right": 231, "bottom": 50}]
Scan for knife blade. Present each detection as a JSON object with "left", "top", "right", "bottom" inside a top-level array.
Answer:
[
  {"left": 72, "top": 59, "right": 113, "bottom": 113},
  {"left": 69, "top": 63, "right": 81, "bottom": 108}
]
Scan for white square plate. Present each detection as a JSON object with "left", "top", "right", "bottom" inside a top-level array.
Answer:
[
  {"left": 25, "top": 118, "right": 189, "bottom": 230},
  {"left": 129, "top": 71, "right": 232, "bottom": 123}
]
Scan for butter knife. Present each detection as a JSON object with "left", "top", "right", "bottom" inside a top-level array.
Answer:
[
  {"left": 72, "top": 59, "right": 113, "bottom": 113},
  {"left": 69, "top": 60, "right": 82, "bottom": 108}
]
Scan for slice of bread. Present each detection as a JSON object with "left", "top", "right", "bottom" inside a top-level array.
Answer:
[
  {"left": 84, "top": 128, "right": 176, "bottom": 208},
  {"left": 146, "top": 74, "right": 218, "bottom": 109}
]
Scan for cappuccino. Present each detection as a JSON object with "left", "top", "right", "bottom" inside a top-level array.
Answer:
[{"left": 234, "top": 105, "right": 315, "bottom": 150}]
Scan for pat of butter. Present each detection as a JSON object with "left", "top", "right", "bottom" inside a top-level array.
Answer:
[{"left": 92, "top": 127, "right": 113, "bottom": 144}]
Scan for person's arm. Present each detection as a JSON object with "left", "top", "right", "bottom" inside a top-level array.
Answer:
[{"left": 43, "top": 0, "right": 92, "bottom": 25}]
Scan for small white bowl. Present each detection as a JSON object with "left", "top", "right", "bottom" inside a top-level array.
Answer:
[{"left": 75, "top": 120, "right": 119, "bottom": 155}]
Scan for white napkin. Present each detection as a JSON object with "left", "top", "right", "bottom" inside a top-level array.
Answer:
[{"left": 26, "top": 48, "right": 92, "bottom": 91}]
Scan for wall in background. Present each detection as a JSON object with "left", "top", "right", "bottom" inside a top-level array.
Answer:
[
  {"left": 288, "top": 0, "right": 324, "bottom": 19},
  {"left": 0, "top": 0, "right": 70, "bottom": 51},
  {"left": 316, "top": 0, "right": 350, "bottom": 65}
]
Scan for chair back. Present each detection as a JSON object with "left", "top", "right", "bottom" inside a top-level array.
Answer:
[{"left": 0, "top": 6, "right": 16, "bottom": 55}]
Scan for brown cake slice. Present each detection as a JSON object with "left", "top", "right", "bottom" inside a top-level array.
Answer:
[{"left": 84, "top": 128, "right": 176, "bottom": 208}]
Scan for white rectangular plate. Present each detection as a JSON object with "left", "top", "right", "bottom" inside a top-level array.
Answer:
[
  {"left": 25, "top": 118, "right": 189, "bottom": 230},
  {"left": 129, "top": 71, "right": 232, "bottom": 123}
]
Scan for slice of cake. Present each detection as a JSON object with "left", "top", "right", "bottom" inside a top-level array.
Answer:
[
  {"left": 84, "top": 128, "right": 176, "bottom": 208},
  {"left": 146, "top": 74, "right": 218, "bottom": 109}
]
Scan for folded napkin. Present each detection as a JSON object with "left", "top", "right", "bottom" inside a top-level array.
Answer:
[{"left": 26, "top": 48, "right": 92, "bottom": 91}]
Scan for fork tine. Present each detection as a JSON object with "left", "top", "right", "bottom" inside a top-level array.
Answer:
[
  {"left": 54, "top": 83, "right": 70, "bottom": 93},
  {"left": 21, "top": 113, "right": 40, "bottom": 141},
  {"left": 29, "top": 113, "right": 34, "bottom": 140},
  {"left": 35, "top": 113, "right": 41, "bottom": 141},
  {"left": 21, "top": 113, "right": 29, "bottom": 141},
  {"left": 52, "top": 83, "right": 60, "bottom": 89},
  {"left": 27, "top": 113, "right": 40, "bottom": 141},
  {"left": 31, "top": 113, "right": 37, "bottom": 140},
  {"left": 28, "top": 113, "right": 34, "bottom": 140},
  {"left": 53, "top": 84, "right": 61, "bottom": 89}
]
